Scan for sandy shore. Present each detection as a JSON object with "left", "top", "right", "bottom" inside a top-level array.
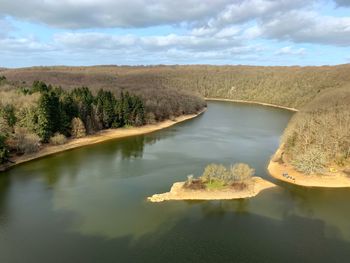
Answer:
[
  {"left": 268, "top": 147, "right": 350, "bottom": 188},
  {"left": 148, "top": 177, "right": 276, "bottom": 202},
  {"left": 0, "top": 109, "right": 206, "bottom": 172},
  {"left": 205, "top": 98, "right": 298, "bottom": 112}
]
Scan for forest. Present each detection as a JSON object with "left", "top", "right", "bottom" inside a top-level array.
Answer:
[
  {"left": 0, "top": 77, "right": 206, "bottom": 164},
  {"left": 280, "top": 86, "right": 350, "bottom": 174},
  {"left": 1, "top": 64, "right": 349, "bottom": 174}
]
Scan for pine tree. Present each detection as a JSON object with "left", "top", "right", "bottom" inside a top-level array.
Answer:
[
  {"left": 0, "top": 134, "right": 9, "bottom": 164},
  {"left": 36, "top": 91, "right": 61, "bottom": 142}
]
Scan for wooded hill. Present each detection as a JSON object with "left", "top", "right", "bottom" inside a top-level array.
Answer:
[
  {"left": 1, "top": 64, "right": 349, "bottom": 174},
  {"left": 2, "top": 64, "right": 350, "bottom": 108}
]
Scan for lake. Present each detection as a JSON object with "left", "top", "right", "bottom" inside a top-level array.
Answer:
[{"left": 1, "top": 101, "right": 350, "bottom": 263}]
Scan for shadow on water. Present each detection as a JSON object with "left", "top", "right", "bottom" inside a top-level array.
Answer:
[{"left": 1, "top": 196, "right": 350, "bottom": 263}]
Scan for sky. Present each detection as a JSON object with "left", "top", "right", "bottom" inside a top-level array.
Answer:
[{"left": 0, "top": 0, "right": 350, "bottom": 67}]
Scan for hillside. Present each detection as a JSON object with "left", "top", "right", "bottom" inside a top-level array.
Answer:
[
  {"left": 2, "top": 64, "right": 350, "bottom": 109},
  {"left": 1, "top": 64, "right": 350, "bottom": 177}
]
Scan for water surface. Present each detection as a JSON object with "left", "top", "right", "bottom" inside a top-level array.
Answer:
[{"left": 1, "top": 101, "right": 350, "bottom": 263}]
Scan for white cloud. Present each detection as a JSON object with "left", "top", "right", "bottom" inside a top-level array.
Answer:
[
  {"left": 260, "top": 10, "right": 350, "bottom": 46},
  {"left": 275, "top": 46, "right": 306, "bottom": 56},
  {"left": 0, "top": 0, "right": 232, "bottom": 29}
]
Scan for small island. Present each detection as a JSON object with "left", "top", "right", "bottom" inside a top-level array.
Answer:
[{"left": 148, "top": 163, "right": 276, "bottom": 202}]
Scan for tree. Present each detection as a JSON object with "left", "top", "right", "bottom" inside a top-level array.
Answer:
[
  {"left": 0, "top": 104, "right": 17, "bottom": 128},
  {"left": 230, "top": 163, "right": 255, "bottom": 182},
  {"left": 36, "top": 91, "right": 61, "bottom": 142},
  {"left": 0, "top": 116, "right": 11, "bottom": 135},
  {"left": 95, "top": 89, "right": 116, "bottom": 128},
  {"left": 200, "top": 163, "right": 228, "bottom": 183},
  {"left": 32, "top": 80, "right": 50, "bottom": 93},
  {"left": 0, "top": 134, "right": 9, "bottom": 164},
  {"left": 59, "top": 93, "right": 78, "bottom": 136},
  {"left": 13, "top": 127, "right": 40, "bottom": 154},
  {"left": 71, "top": 117, "right": 86, "bottom": 138},
  {"left": 71, "top": 87, "right": 94, "bottom": 133}
]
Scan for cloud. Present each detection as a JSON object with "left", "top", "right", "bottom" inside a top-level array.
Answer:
[
  {"left": 1, "top": 0, "right": 350, "bottom": 67},
  {"left": 0, "top": 19, "right": 14, "bottom": 38},
  {"left": 54, "top": 32, "right": 242, "bottom": 52},
  {"left": 0, "top": 0, "right": 232, "bottom": 29},
  {"left": 275, "top": 46, "right": 306, "bottom": 56},
  {"left": 334, "top": 0, "right": 350, "bottom": 6},
  {"left": 260, "top": 10, "right": 350, "bottom": 46}
]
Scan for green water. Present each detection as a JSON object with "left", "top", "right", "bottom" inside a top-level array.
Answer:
[{"left": 1, "top": 101, "right": 350, "bottom": 263}]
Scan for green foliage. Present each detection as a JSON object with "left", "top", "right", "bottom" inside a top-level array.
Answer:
[
  {"left": 0, "top": 104, "right": 17, "bottom": 128},
  {"left": 95, "top": 89, "right": 116, "bottom": 128},
  {"left": 205, "top": 180, "right": 226, "bottom": 190},
  {"left": 197, "top": 162, "right": 255, "bottom": 189},
  {"left": 71, "top": 87, "right": 94, "bottom": 129},
  {"left": 0, "top": 134, "right": 9, "bottom": 164},
  {"left": 32, "top": 80, "right": 50, "bottom": 93},
  {"left": 36, "top": 91, "right": 61, "bottom": 142}
]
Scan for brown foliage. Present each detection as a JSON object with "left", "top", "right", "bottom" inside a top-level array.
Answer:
[{"left": 282, "top": 87, "right": 350, "bottom": 173}]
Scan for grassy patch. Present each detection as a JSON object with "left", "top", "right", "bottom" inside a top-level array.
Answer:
[{"left": 205, "top": 180, "right": 226, "bottom": 190}]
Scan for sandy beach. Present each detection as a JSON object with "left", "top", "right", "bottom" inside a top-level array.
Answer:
[
  {"left": 268, "top": 147, "right": 350, "bottom": 188},
  {"left": 205, "top": 98, "right": 298, "bottom": 112},
  {"left": 0, "top": 109, "right": 206, "bottom": 172},
  {"left": 148, "top": 177, "right": 276, "bottom": 202}
]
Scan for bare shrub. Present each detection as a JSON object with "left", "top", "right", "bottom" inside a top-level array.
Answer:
[
  {"left": 0, "top": 116, "right": 11, "bottom": 135},
  {"left": 49, "top": 133, "right": 67, "bottom": 145},
  {"left": 292, "top": 147, "right": 327, "bottom": 174},
  {"left": 13, "top": 127, "right": 40, "bottom": 154},
  {"left": 200, "top": 163, "right": 228, "bottom": 183},
  {"left": 230, "top": 163, "right": 255, "bottom": 182},
  {"left": 71, "top": 117, "right": 86, "bottom": 138}
]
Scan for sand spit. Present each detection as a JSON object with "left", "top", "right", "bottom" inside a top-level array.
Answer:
[
  {"left": 205, "top": 98, "right": 298, "bottom": 112},
  {"left": 268, "top": 147, "right": 350, "bottom": 188}
]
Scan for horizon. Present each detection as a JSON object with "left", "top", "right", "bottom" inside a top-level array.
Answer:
[{"left": 1, "top": 0, "right": 350, "bottom": 67}]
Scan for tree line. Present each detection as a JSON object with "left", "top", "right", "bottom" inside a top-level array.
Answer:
[{"left": 0, "top": 81, "right": 148, "bottom": 164}]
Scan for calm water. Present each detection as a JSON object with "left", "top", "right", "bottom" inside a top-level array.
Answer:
[{"left": 1, "top": 101, "right": 350, "bottom": 263}]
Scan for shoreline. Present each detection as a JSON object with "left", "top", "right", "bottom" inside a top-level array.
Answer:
[
  {"left": 205, "top": 98, "right": 298, "bottom": 112},
  {"left": 268, "top": 146, "right": 350, "bottom": 188},
  {"left": 0, "top": 108, "right": 206, "bottom": 172},
  {"left": 148, "top": 177, "right": 276, "bottom": 202}
]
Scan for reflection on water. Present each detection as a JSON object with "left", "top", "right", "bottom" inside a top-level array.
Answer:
[{"left": 1, "top": 101, "right": 350, "bottom": 263}]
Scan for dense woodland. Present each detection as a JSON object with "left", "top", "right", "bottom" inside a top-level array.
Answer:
[
  {"left": 2, "top": 64, "right": 350, "bottom": 108},
  {"left": 281, "top": 86, "right": 350, "bottom": 174},
  {"left": 1, "top": 64, "right": 349, "bottom": 174},
  {"left": 0, "top": 77, "right": 205, "bottom": 164}
]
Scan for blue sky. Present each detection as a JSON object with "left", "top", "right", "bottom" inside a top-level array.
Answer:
[{"left": 0, "top": 0, "right": 350, "bottom": 67}]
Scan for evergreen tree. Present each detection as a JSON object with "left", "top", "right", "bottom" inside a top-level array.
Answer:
[
  {"left": 0, "top": 134, "right": 9, "bottom": 164},
  {"left": 71, "top": 87, "right": 94, "bottom": 132},
  {"left": 32, "top": 81, "right": 50, "bottom": 93},
  {"left": 36, "top": 91, "right": 61, "bottom": 142},
  {"left": 0, "top": 104, "right": 17, "bottom": 128},
  {"left": 60, "top": 93, "right": 78, "bottom": 136},
  {"left": 95, "top": 89, "right": 116, "bottom": 128}
]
